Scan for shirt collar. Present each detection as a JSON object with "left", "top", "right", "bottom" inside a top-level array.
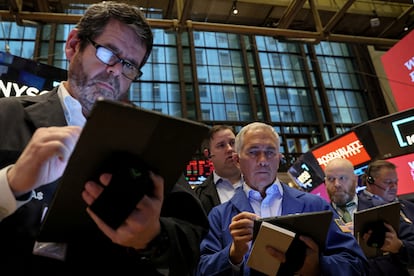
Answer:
[
  {"left": 213, "top": 171, "right": 242, "bottom": 188},
  {"left": 57, "top": 82, "right": 86, "bottom": 127},
  {"left": 243, "top": 178, "right": 283, "bottom": 200}
]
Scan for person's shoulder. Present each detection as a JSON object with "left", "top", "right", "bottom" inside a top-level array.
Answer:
[
  {"left": 400, "top": 198, "right": 414, "bottom": 208},
  {"left": 282, "top": 183, "right": 330, "bottom": 205},
  {"left": 207, "top": 196, "right": 237, "bottom": 220},
  {"left": 0, "top": 89, "right": 55, "bottom": 107},
  {"left": 193, "top": 174, "right": 214, "bottom": 192}
]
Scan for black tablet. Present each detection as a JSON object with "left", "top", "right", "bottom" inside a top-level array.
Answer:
[
  {"left": 354, "top": 201, "right": 400, "bottom": 257},
  {"left": 37, "top": 99, "right": 209, "bottom": 241}
]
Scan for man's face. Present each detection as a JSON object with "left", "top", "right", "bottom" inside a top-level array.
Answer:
[
  {"left": 67, "top": 19, "right": 147, "bottom": 116},
  {"left": 209, "top": 129, "right": 239, "bottom": 178},
  {"left": 237, "top": 128, "right": 280, "bottom": 191},
  {"left": 369, "top": 167, "right": 398, "bottom": 202},
  {"left": 325, "top": 163, "right": 357, "bottom": 206}
]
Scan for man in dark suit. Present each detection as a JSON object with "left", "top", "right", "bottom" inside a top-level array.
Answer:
[
  {"left": 193, "top": 125, "right": 241, "bottom": 214},
  {"left": 0, "top": 2, "right": 207, "bottom": 275},
  {"left": 358, "top": 160, "right": 414, "bottom": 275},
  {"left": 325, "top": 158, "right": 414, "bottom": 275}
]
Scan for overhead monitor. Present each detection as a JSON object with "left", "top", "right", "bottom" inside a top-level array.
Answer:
[
  {"left": 386, "top": 152, "right": 414, "bottom": 196},
  {"left": 311, "top": 131, "right": 372, "bottom": 170},
  {"left": 0, "top": 51, "right": 67, "bottom": 98},
  {"left": 184, "top": 159, "right": 214, "bottom": 186}
]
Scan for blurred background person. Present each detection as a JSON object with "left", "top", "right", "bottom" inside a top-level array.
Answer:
[{"left": 194, "top": 125, "right": 242, "bottom": 214}]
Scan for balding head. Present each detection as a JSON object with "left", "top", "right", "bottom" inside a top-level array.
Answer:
[{"left": 324, "top": 158, "right": 358, "bottom": 206}]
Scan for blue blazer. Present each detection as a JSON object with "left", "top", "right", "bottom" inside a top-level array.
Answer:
[{"left": 197, "top": 184, "right": 368, "bottom": 275}]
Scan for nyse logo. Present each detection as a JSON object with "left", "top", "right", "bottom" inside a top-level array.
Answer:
[
  {"left": 392, "top": 116, "right": 414, "bottom": 148},
  {"left": 0, "top": 80, "right": 47, "bottom": 97}
]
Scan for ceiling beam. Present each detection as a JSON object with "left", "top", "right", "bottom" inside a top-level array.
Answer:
[
  {"left": 8, "top": 0, "right": 23, "bottom": 12},
  {"left": 378, "top": 4, "right": 414, "bottom": 37},
  {"left": 322, "top": 0, "right": 357, "bottom": 34},
  {"left": 239, "top": 0, "right": 412, "bottom": 17},
  {"left": 277, "top": 0, "right": 308, "bottom": 29},
  {"left": 0, "top": 10, "right": 400, "bottom": 47},
  {"left": 186, "top": 20, "right": 398, "bottom": 47}
]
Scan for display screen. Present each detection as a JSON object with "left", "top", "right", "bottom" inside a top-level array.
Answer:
[
  {"left": 368, "top": 108, "right": 414, "bottom": 159},
  {"left": 386, "top": 153, "right": 414, "bottom": 196},
  {"left": 0, "top": 51, "right": 67, "bottom": 98},
  {"left": 381, "top": 29, "right": 414, "bottom": 112},
  {"left": 311, "top": 131, "right": 372, "bottom": 170},
  {"left": 184, "top": 159, "right": 214, "bottom": 186},
  {"left": 288, "top": 151, "right": 325, "bottom": 192}
]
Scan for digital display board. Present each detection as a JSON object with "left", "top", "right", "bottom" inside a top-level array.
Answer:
[
  {"left": 288, "top": 108, "right": 414, "bottom": 200},
  {"left": 386, "top": 152, "right": 414, "bottom": 196},
  {"left": 367, "top": 108, "right": 414, "bottom": 159},
  {"left": 287, "top": 151, "right": 325, "bottom": 192},
  {"left": 184, "top": 159, "right": 214, "bottom": 185},
  {"left": 311, "top": 131, "right": 372, "bottom": 170},
  {"left": 381, "top": 30, "right": 414, "bottom": 112}
]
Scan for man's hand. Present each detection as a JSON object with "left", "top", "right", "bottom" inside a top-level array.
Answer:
[
  {"left": 8, "top": 126, "right": 82, "bottom": 197},
  {"left": 381, "top": 222, "right": 403, "bottom": 253},
  {"left": 229, "top": 211, "right": 259, "bottom": 264},
  {"left": 82, "top": 171, "right": 164, "bottom": 249}
]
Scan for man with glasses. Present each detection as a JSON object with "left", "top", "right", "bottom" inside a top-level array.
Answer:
[
  {"left": 0, "top": 2, "right": 208, "bottom": 275},
  {"left": 358, "top": 159, "right": 414, "bottom": 275}
]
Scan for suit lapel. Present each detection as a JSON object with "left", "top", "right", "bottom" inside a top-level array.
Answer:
[{"left": 23, "top": 88, "right": 67, "bottom": 128}]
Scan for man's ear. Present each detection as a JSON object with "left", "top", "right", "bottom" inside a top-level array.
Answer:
[
  {"left": 65, "top": 29, "right": 80, "bottom": 60},
  {"left": 203, "top": 148, "right": 210, "bottom": 158},
  {"left": 232, "top": 153, "right": 240, "bottom": 167}
]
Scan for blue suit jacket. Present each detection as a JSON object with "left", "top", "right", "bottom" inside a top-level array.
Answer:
[{"left": 197, "top": 184, "right": 368, "bottom": 275}]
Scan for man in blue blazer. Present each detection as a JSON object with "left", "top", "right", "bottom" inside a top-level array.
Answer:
[{"left": 196, "top": 122, "right": 368, "bottom": 275}]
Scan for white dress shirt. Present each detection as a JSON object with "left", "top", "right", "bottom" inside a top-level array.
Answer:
[
  {"left": 214, "top": 171, "right": 242, "bottom": 203},
  {"left": 0, "top": 83, "right": 85, "bottom": 220}
]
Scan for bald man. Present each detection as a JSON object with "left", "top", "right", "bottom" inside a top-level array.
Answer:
[{"left": 324, "top": 158, "right": 358, "bottom": 224}]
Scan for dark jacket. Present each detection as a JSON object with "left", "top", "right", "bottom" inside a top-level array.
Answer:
[
  {"left": 357, "top": 190, "right": 414, "bottom": 276},
  {"left": 193, "top": 174, "right": 221, "bottom": 214},
  {"left": 0, "top": 89, "right": 209, "bottom": 275}
]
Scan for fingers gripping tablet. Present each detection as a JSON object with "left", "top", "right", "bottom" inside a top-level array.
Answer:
[{"left": 89, "top": 152, "right": 155, "bottom": 229}]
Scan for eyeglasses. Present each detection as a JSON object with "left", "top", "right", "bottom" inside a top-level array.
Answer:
[{"left": 87, "top": 38, "right": 142, "bottom": 81}]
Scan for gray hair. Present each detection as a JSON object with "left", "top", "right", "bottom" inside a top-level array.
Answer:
[{"left": 234, "top": 122, "right": 279, "bottom": 154}]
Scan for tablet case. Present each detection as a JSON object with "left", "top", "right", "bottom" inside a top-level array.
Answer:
[
  {"left": 37, "top": 99, "right": 209, "bottom": 242},
  {"left": 353, "top": 201, "right": 400, "bottom": 258},
  {"left": 252, "top": 210, "right": 333, "bottom": 275}
]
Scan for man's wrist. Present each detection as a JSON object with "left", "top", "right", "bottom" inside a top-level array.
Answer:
[{"left": 129, "top": 224, "right": 169, "bottom": 260}]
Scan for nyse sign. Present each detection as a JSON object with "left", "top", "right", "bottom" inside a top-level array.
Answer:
[{"left": 0, "top": 80, "right": 48, "bottom": 97}]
